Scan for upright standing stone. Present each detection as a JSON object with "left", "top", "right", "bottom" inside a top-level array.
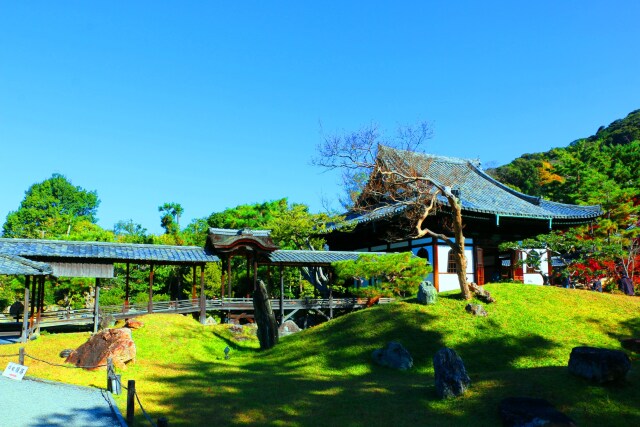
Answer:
[
  {"left": 417, "top": 281, "right": 437, "bottom": 305},
  {"left": 253, "top": 280, "right": 279, "bottom": 350},
  {"left": 433, "top": 347, "right": 471, "bottom": 398}
]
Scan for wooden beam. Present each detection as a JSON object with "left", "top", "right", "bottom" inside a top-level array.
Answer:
[{"left": 433, "top": 240, "right": 440, "bottom": 292}]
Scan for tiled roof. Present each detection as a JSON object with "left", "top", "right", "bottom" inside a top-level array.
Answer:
[
  {"left": 267, "top": 250, "right": 386, "bottom": 265},
  {"left": 356, "top": 146, "right": 602, "bottom": 222},
  {"left": 0, "top": 254, "right": 52, "bottom": 276},
  {"left": 0, "top": 239, "right": 219, "bottom": 264}
]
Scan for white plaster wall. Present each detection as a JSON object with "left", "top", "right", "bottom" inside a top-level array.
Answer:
[
  {"left": 437, "top": 246, "right": 474, "bottom": 292},
  {"left": 522, "top": 249, "right": 549, "bottom": 285}
]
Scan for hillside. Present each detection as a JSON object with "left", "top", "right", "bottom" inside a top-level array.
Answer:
[
  {"left": 2, "top": 284, "right": 639, "bottom": 426},
  {"left": 487, "top": 109, "right": 640, "bottom": 205}
]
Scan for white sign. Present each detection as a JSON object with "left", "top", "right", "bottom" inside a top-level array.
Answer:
[{"left": 3, "top": 362, "right": 28, "bottom": 381}]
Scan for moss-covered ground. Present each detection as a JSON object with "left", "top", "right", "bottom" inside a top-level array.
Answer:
[{"left": 1, "top": 284, "right": 638, "bottom": 426}]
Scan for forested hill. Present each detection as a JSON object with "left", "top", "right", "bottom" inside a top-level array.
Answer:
[{"left": 487, "top": 109, "right": 640, "bottom": 206}]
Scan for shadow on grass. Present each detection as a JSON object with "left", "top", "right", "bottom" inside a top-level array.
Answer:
[{"left": 134, "top": 304, "right": 639, "bottom": 427}]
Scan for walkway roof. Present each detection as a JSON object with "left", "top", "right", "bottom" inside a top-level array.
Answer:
[
  {"left": 0, "top": 254, "right": 52, "bottom": 276},
  {"left": 0, "top": 238, "right": 219, "bottom": 265}
]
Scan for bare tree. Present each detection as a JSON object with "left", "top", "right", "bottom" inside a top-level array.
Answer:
[{"left": 313, "top": 122, "right": 472, "bottom": 299}]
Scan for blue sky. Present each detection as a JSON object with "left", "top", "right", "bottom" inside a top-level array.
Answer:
[{"left": 1, "top": 1, "right": 639, "bottom": 235}]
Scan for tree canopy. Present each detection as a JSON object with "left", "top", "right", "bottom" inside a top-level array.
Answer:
[{"left": 2, "top": 173, "right": 100, "bottom": 239}]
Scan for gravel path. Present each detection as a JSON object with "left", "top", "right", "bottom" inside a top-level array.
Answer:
[{"left": 0, "top": 375, "right": 125, "bottom": 427}]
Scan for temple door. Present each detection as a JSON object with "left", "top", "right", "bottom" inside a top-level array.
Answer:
[
  {"left": 475, "top": 247, "right": 485, "bottom": 285},
  {"left": 513, "top": 250, "right": 524, "bottom": 282}
]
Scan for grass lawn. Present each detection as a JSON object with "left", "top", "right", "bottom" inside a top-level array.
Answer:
[{"left": 1, "top": 283, "right": 638, "bottom": 426}]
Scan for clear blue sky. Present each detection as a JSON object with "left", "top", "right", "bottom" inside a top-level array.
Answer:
[{"left": 1, "top": 1, "right": 639, "bottom": 235}]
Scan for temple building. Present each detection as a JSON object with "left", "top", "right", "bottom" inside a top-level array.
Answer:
[{"left": 324, "top": 146, "right": 602, "bottom": 292}]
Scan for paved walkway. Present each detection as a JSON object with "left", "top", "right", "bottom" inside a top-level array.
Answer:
[{"left": 0, "top": 375, "right": 125, "bottom": 427}]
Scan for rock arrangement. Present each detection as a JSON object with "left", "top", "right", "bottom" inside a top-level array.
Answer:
[
  {"left": 124, "top": 318, "right": 144, "bottom": 329},
  {"left": 278, "top": 320, "right": 301, "bottom": 337},
  {"left": 465, "top": 303, "right": 487, "bottom": 317},
  {"left": 499, "top": 397, "right": 576, "bottom": 427},
  {"left": 433, "top": 347, "right": 471, "bottom": 398},
  {"left": 469, "top": 282, "right": 496, "bottom": 303},
  {"left": 66, "top": 328, "right": 136, "bottom": 370},
  {"left": 568, "top": 346, "right": 631, "bottom": 383},
  {"left": 372, "top": 341, "right": 413, "bottom": 370},
  {"left": 253, "top": 280, "right": 279, "bottom": 350}
]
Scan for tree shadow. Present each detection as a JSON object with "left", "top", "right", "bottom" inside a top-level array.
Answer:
[{"left": 131, "top": 303, "right": 640, "bottom": 427}]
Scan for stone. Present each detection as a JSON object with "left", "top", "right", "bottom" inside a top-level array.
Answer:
[
  {"left": 278, "top": 320, "right": 301, "bottom": 337},
  {"left": 99, "top": 314, "right": 115, "bottom": 330},
  {"left": 465, "top": 303, "right": 487, "bottom": 317},
  {"left": 205, "top": 316, "right": 217, "bottom": 325},
  {"left": 59, "top": 349, "right": 74, "bottom": 358},
  {"left": 620, "top": 338, "right": 640, "bottom": 353},
  {"left": 66, "top": 328, "right": 136, "bottom": 370},
  {"left": 124, "top": 318, "right": 144, "bottom": 329},
  {"left": 468, "top": 282, "right": 496, "bottom": 303},
  {"left": 253, "top": 280, "right": 279, "bottom": 350},
  {"left": 568, "top": 346, "right": 631, "bottom": 383},
  {"left": 433, "top": 347, "right": 471, "bottom": 398},
  {"left": 417, "top": 281, "right": 437, "bottom": 305},
  {"left": 372, "top": 341, "right": 413, "bottom": 370},
  {"left": 499, "top": 397, "right": 576, "bottom": 427}
]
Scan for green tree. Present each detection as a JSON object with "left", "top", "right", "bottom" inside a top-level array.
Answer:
[
  {"left": 333, "top": 252, "right": 431, "bottom": 297},
  {"left": 158, "top": 202, "right": 184, "bottom": 235},
  {"left": 2, "top": 173, "right": 100, "bottom": 239}
]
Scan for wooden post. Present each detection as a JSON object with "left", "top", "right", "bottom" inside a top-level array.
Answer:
[
  {"left": 279, "top": 265, "right": 284, "bottom": 324},
  {"left": 19, "top": 347, "right": 25, "bottom": 365},
  {"left": 106, "top": 357, "right": 113, "bottom": 390},
  {"left": 126, "top": 380, "right": 136, "bottom": 426},
  {"left": 21, "top": 287, "right": 30, "bottom": 343},
  {"left": 28, "top": 275, "right": 35, "bottom": 319},
  {"left": 227, "top": 258, "right": 232, "bottom": 299},
  {"left": 93, "top": 278, "right": 101, "bottom": 334},
  {"left": 432, "top": 240, "right": 440, "bottom": 292},
  {"left": 220, "top": 259, "right": 226, "bottom": 301},
  {"left": 125, "top": 263, "right": 130, "bottom": 310},
  {"left": 191, "top": 265, "right": 197, "bottom": 301},
  {"left": 148, "top": 264, "right": 154, "bottom": 313},
  {"left": 253, "top": 256, "right": 258, "bottom": 291},
  {"left": 36, "top": 276, "right": 45, "bottom": 335},
  {"left": 199, "top": 264, "right": 206, "bottom": 324}
]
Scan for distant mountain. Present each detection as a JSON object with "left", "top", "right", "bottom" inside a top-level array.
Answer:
[{"left": 487, "top": 109, "right": 640, "bottom": 205}]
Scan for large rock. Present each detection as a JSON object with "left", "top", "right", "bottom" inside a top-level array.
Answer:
[
  {"left": 465, "top": 303, "right": 487, "bottom": 317},
  {"left": 253, "top": 280, "right": 279, "bottom": 350},
  {"left": 372, "top": 341, "right": 413, "bottom": 370},
  {"left": 433, "top": 347, "right": 471, "bottom": 398},
  {"left": 499, "top": 397, "right": 576, "bottom": 427},
  {"left": 568, "top": 346, "right": 631, "bottom": 383},
  {"left": 278, "top": 320, "right": 301, "bottom": 337},
  {"left": 417, "top": 281, "right": 437, "bottom": 305},
  {"left": 66, "top": 328, "right": 136, "bottom": 370}
]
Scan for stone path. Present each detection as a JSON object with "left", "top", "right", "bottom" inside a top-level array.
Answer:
[{"left": 0, "top": 375, "right": 125, "bottom": 427}]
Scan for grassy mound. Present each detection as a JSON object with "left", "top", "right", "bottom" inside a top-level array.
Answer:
[{"left": 1, "top": 284, "right": 638, "bottom": 426}]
